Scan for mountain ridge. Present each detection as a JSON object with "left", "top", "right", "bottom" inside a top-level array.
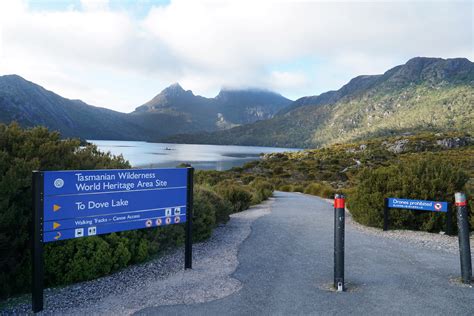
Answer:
[
  {"left": 167, "top": 57, "right": 474, "bottom": 148},
  {"left": 0, "top": 75, "right": 292, "bottom": 140}
]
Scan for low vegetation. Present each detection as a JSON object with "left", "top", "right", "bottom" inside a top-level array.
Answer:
[
  {"left": 224, "top": 132, "right": 473, "bottom": 231},
  {"left": 0, "top": 123, "right": 273, "bottom": 300},
  {"left": 1, "top": 123, "right": 472, "bottom": 302}
]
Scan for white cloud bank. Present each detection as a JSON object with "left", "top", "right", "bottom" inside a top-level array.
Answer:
[{"left": 0, "top": 0, "right": 472, "bottom": 112}]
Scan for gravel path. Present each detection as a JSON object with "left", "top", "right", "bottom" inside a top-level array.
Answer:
[
  {"left": 1, "top": 198, "right": 273, "bottom": 315},
  {"left": 2, "top": 192, "right": 473, "bottom": 315},
  {"left": 137, "top": 191, "right": 473, "bottom": 315}
]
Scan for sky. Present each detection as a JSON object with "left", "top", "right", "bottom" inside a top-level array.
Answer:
[{"left": 0, "top": 0, "right": 472, "bottom": 113}]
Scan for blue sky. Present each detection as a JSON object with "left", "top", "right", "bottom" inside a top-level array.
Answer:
[{"left": 0, "top": 0, "right": 472, "bottom": 112}]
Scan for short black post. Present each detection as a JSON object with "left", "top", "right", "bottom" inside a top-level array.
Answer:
[
  {"left": 383, "top": 198, "right": 389, "bottom": 231},
  {"left": 32, "top": 171, "right": 44, "bottom": 313},
  {"left": 445, "top": 203, "right": 453, "bottom": 236},
  {"left": 185, "top": 167, "right": 194, "bottom": 269},
  {"left": 334, "top": 194, "right": 345, "bottom": 292},
  {"left": 455, "top": 192, "right": 471, "bottom": 284}
]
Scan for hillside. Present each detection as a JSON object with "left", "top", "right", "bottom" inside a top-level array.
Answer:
[
  {"left": 0, "top": 75, "right": 156, "bottom": 140},
  {"left": 0, "top": 76, "right": 291, "bottom": 140},
  {"left": 224, "top": 131, "right": 474, "bottom": 229},
  {"left": 167, "top": 57, "right": 474, "bottom": 148}
]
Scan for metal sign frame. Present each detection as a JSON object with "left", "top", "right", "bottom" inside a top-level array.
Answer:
[{"left": 31, "top": 167, "right": 194, "bottom": 313}]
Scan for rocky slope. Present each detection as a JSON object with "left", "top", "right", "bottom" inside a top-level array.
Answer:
[{"left": 168, "top": 57, "right": 474, "bottom": 148}]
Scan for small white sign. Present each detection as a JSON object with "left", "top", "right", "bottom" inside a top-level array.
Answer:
[
  {"left": 165, "top": 208, "right": 172, "bottom": 216},
  {"left": 88, "top": 227, "right": 97, "bottom": 236},
  {"left": 75, "top": 228, "right": 84, "bottom": 238},
  {"left": 174, "top": 207, "right": 181, "bottom": 215}
]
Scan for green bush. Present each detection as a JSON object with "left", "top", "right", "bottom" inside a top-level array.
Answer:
[
  {"left": 0, "top": 123, "right": 130, "bottom": 299},
  {"left": 195, "top": 185, "right": 232, "bottom": 225},
  {"left": 292, "top": 185, "right": 305, "bottom": 193},
  {"left": 279, "top": 184, "right": 293, "bottom": 192},
  {"left": 192, "top": 188, "right": 216, "bottom": 241},
  {"left": 215, "top": 182, "right": 253, "bottom": 213},
  {"left": 249, "top": 179, "right": 274, "bottom": 204},
  {"left": 348, "top": 155, "right": 469, "bottom": 232},
  {"left": 0, "top": 123, "right": 275, "bottom": 301},
  {"left": 304, "top": 182, "right": 335, "bottom": 198}
]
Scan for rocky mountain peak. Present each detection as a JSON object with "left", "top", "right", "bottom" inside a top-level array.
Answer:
[
  {"left": 383, "top": 57, "right": 474, "bottom": 85},
  {"left": 161, "top": 82, "right": 186, "bottom": 96}
]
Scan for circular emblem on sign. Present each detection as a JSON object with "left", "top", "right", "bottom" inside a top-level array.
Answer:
[
  {"left": 434, "top": 203, "right": 442, "bottom": 211},
  {"left": 156, "top": 218, "right": 162, "bottom": 226},
  {"left": 54, "top": 178, "right": 64, "bottom": 189},
  {"left": 165, "top": 217, "right": 171, "bottom": 224},
  {"left": 174, "top": 216, "right": 180, "bottom": 224},
  {"left": 145, "top": 219, "right": 152, "bottom": 227}
]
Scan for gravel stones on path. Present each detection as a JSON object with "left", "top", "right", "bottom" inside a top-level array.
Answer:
[{"left": 2, "top": 198, "right": 273, "bottom": 315}]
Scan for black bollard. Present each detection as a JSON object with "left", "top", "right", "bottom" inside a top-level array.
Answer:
[
  {"left": 334, "top": 194, "right": 345, "bottom": 291},
  {"left": 455, "top": 192, "right": 472, "bottom": 284}
]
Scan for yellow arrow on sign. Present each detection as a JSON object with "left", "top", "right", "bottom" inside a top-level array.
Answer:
[
  {"left": 53, "top": 204, "right": 61, "bottom": 212},
  {"left": 54, "top": 232, "right": 61, "bottom": 240},
  {"left": 53, "top": 222, "right": 61, "bottom": 229}
]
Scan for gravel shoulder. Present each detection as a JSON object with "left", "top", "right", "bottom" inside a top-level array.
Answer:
[
  {"left": 1, "top": 198, "right": 274, "bottom": 315},
  {"left": 3, "top": 192, "right": 473, "bottom": 315},
  {"left": 322, "top": 196, "right": 474, "bottom": 255}
]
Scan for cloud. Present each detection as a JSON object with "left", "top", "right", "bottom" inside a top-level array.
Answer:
[{"left": 0, "top": 0, "right": 472, "bottom": 112}]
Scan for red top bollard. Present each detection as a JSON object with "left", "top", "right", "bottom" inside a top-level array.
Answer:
[
  {"left": 455, "top": 192, "right": 467, "bottom": 206},
  {"left": 334, "top": 194, "right": 345, "bottom": 209}
]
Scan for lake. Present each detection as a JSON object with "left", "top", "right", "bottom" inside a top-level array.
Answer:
[{"left": 90, "top": 140, "right": 300, "bottom": 171}]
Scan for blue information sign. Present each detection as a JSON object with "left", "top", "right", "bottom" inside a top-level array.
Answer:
[
  {"left": 387, "top": 198, "right": 448, "bottom": 212},
  {"left": 42, "top": 168, "right": 189, "bottom": 243}
]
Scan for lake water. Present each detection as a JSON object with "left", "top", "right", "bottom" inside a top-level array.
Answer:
[{"left": 90, "top": 140, "right": 300, "bottom": 171}]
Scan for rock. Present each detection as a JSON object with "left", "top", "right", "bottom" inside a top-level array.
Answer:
[
  {"left": 385, "top": 139, "right": 409, "bottom": 153},
  {"left": 436, "top": 137, "right": 469, "bottom": 149}
]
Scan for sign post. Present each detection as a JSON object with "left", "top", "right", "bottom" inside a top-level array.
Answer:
[
  {"left": 383, "top": 198, "right": 389, "bottom": 231},
  {"left": 31, "top": 167, "right": 193, "bottom": 313},
  {"left": 32, "top": 172, "right": 44, "bottom": 313},
  {"left": 185, "top": 167, "right": 193, "bottom": 269}
]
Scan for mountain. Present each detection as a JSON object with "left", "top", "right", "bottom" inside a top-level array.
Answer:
[
  {"left": 0, "top": 76, "right": 291, "bottom": 140},
  {"left": 132, "top": 84, "right": 291, "bottom": 131},
  {"left": 0, "top": 75, "right": 155, "bottom": 140},
  {"left": 166, "top": 57, "right": 474, "bottom": 148},
  {"left": 214, "top": 88, "right": 292, "bottom": 124}
]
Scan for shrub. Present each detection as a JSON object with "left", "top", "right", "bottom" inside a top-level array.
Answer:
[
  {"left": 249, "top": 179, "right": 274, "bottom": 204},
  {"left": 292, "top": 185, "right": 305, "bottom": 193},
  {"left": 195, "top": 186, "right": 232, "bottom": 225},
  {"left": 191, "top": 188, "right": 216, "bottom": 241},
  {"left": 0, "top": 124, "right": 131, "bottom": 299},
  {"left": 279, "top": 184, "right": 293, "bottom": 192},
  {"left": 304, "top": 182, "right": 335, "bottom": 198},
  {"left": 348, "top": 155, "right": 469, "bottom": 232},
  {"left": 215, "top": 182, "right": 253, "bottom": 213}
]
